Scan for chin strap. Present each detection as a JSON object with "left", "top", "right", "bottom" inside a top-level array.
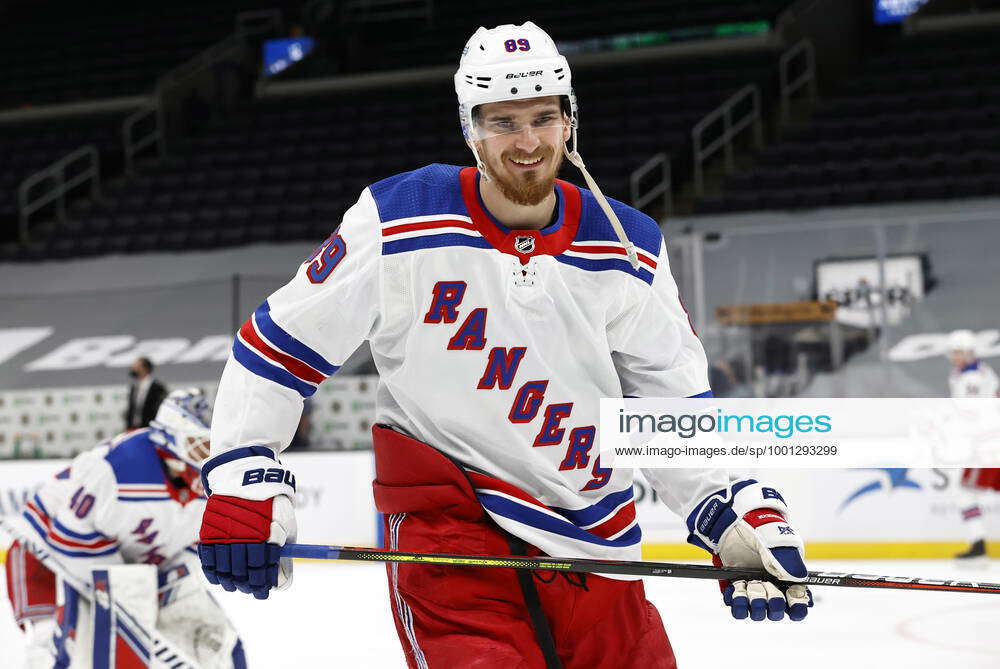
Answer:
[
  {"left": 563, "top": 127, "right": 640, "bottom": 270},
  {"left": 470, "top": 142, "right": 491, "bottom": 182}
]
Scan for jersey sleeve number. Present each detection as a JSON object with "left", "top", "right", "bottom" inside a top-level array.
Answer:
[
  {"left": 69, "top": 486, "right": 96, "bottom": 519},
  {"left": 306, "top": 234, "right": 347, "bottom": 284}
]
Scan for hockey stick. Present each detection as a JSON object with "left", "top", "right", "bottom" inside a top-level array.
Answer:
[
  {"left": 1, "top": 517, "right": 202, "bottom": 669},
  {"left": 282, "top": 543, "right": 1000, "bottom": 596}
]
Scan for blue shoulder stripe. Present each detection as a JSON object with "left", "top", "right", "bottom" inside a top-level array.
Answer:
[
  {"left": 232, "top": 338, "right": 317, "bottom": 399},
  {"left": 555, "top": 254, "right": 654, "bottom": 285},
  {"left": 104, "top": 432, "right": 166, "bottom": 485},
  {"left": 575, "top": 191, "right": 664, "bottom": 258},
  {"left": 254, "top": 301, "right": 337, "bottom": 376},
  {"left": 369, "top": 164, "right": 467, "bottom": 222},
  {"left": 383, "top": 233, "right": 491, "bottom": 256}
]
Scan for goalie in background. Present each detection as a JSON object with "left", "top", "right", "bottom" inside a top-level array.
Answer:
[
  {"left": 4, "top": 389, "right": 247, "bottom": 668},
  {"left": 946, "top": 329, "right": 1000, "bottom": 560}
]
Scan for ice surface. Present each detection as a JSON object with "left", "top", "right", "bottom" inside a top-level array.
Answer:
[{"left": 3, "top": 559, "right": 999, "bottom": 668}]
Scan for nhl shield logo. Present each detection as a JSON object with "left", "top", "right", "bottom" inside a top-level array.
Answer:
[{"left": 515, "top": 235, "right": 536, "bottom": 254}]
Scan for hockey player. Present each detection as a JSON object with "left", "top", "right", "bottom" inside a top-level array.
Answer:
[
  {"left": 198, "top": 22, "right": 812, "bottom": 668},
  {"left": 4, "top": 389, "right": 247, "bottom": 668},
  {"left": 946, "top": 329, "right": 999, "bottom": 559}
]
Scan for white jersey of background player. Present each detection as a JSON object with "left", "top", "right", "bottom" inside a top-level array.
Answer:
[
  {"left": 199, "top": 22, "right": 813, "bottom": 667},
  {"left": 5, "top": 389, "right": 246, "bottom": 668},
  {"left": 947, "top": 330, "right": 999, "bottom": 399},
  {"left": 945, "top": 329, "right": 999, "bottom": 559}
]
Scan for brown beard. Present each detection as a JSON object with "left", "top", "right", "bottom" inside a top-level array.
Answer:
[{"left": 480, "top": 143, "right": 563, "bottom": 206}]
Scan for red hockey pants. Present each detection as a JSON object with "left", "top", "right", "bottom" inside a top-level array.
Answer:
[
  {"left": 372, "top": 425, "right": 677, "bottom": 669},
  {"left": 4, "top": 539, "right": 57, "bottom": 628},
  {"left": 963, "top": 468, "right": 1000, "bottom": 491}
]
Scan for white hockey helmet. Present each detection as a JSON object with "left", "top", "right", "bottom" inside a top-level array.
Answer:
[
  {"left": 453, "top": 22, "right": 640, "bottom": 270},
  {"left": 454, "top": 21, "right": 577, "bottom": 146},
  {"left": 947, "top": 329, "right": 978, "bottom": 354},
  {"left": 151, "top": 388, "right": 212, "bottom": 467}
]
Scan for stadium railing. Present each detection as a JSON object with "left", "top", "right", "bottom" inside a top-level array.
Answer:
[{"left": 17, "top": 146, "right": 101, "bottom": 245}]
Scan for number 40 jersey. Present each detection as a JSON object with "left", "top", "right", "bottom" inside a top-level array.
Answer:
[
  {"left": 213, "top": 163, "right": 733, "bottom": 564},
  {"left": 18, "top": 428, "right": 206, "bottom": 583}
]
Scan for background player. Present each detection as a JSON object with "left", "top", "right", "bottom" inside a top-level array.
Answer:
[
  {"left": 5, "top": 389, "right": 246, "bottom": 668},
  {"left": 198, "top": 22, "right": 812, "bottom": 668},
  {"left": 946, "top": 329, "right": 999, "bottom": 559}
]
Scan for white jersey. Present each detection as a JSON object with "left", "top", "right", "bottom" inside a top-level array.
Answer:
[
  {"left": 12, "top": 430, "right": 248, "bottom": 668},
  {"left": 20, "top": 427, "right": 206, "bottom": 585},
  {"left": 211, "top": 164, "right": 732, "bottom": 563},
  {"left": 949, "top": 360, "right": 1000, "bottom": 398}
]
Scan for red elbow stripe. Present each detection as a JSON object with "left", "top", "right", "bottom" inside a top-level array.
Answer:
[{"left": 239, "top": 318, "right": 326, "bottom": 384}]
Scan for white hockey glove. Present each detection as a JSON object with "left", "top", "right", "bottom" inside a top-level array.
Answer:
[
  {"left": 198, "top": 447, "right": 297, "bottom": 599},
  {"left": 688, "top": 479, "right": 813, "bottom": 621}
]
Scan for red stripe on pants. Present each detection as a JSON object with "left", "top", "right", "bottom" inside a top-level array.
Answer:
[{"left": 963, "top": 468, "right": 1000, "bottom": 491}]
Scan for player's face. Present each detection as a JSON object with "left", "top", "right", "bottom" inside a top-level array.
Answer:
[
  {"left": 472, "top": 97, "right": 571, "bottom": 206},
  {"left": 949, "top": 350, "right": 973, "bottom": 368}
]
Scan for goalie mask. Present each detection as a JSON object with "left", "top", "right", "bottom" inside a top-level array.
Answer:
[
  {"left": 454, "top": 22, "right": 640, "bottom": 269},
  {"left": 150, "top": 388, "right": 212, "bottom": 468}
]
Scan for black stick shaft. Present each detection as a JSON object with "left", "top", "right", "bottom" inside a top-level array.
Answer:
[{"left": 281, "top": 543, "right": 1000, "bottom": 595}]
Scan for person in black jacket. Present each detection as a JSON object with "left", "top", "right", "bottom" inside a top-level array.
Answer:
[{"left": 124, "top": 357, "right": 168, "bottom": 430}]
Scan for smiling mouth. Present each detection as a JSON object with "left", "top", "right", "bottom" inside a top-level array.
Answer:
[{"left": 509, "top": 156, "right": 544, "bottom": 169}]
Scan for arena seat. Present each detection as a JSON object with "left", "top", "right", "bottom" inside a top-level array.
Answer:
[
  {"left": 700, "top": 26, "right": 1000, "bottom": 213},
  {"left": 0, "top": 4, "right": 791, "bottom": 261},
  {"left": 0, "top": 0, "right": 300, "bottom": 109}
]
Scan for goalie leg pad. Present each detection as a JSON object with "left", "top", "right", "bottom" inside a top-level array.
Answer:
[
  {"left": 50, "top": 565, "right": 157, "bottom": 669},
  {"left": 90, "top": 566, "right": 157, "bottom": 668},
  {"left": 157, "top": 585, "right": 243, "bottom": 669}
]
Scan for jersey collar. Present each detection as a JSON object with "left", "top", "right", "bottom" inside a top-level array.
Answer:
[{"left": 459, "top": 167, "right": 581, "bottom": 264}]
